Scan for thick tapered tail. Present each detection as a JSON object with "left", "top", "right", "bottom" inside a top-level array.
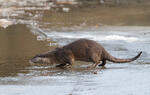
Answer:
[{"left": 105, "top": 51, "right": 142, "bottom": 63}]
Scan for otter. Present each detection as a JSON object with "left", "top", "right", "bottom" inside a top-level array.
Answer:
[{"left": 30, "top": 39, "right": 142, "bottom": 68}]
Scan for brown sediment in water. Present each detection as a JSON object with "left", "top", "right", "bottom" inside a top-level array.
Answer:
[{"left": 0, "top": 24, "right": 53, "bottom": 77}]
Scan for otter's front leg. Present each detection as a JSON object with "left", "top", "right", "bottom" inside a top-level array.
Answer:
[{"left": 55, "top": 63, "right": 72, "bottom": 69}]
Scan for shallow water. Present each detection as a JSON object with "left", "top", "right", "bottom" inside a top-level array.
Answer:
[{"left": 0, "top": 0, "right": 150, "bottom": 95}]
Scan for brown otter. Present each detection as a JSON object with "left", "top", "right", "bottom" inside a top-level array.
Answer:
[{"left": 29, "top": 39, "right": 142, "bottom": 68}]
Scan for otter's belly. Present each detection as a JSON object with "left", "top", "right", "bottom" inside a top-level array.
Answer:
[{"left": 75, "top": 57, "right": 93, "bottom": 62}]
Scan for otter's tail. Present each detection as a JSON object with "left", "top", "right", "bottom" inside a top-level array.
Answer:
[{"left": 105, "top": 51, "right": 142, "bottom": 63}]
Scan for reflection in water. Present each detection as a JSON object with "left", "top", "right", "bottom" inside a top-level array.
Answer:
[{"left": 0, "top": 24, "right": 51, "bottom": 77}]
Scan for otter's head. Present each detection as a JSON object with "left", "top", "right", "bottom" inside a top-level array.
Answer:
[{"left": 29, "top": 54, "right": 51, "bottom": 64}]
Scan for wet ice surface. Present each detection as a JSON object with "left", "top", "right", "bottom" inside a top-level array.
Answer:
[{"left": 1, "top": 64, "right": 150, "bottom": 95}]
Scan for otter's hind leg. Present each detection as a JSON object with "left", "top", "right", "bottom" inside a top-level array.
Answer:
[
  {"left": 87, "top": 52, "right": 101, "bottom": 69},
  {"left": 87, "top": 57, "right": 100, "bottom": 69},
  {"left": 98, "top": 60, "right": 106, "bottom": 66}
]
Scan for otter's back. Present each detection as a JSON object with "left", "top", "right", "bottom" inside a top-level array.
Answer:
[{"left": 63, "top": 39, "right": 104, "bottom": 60}]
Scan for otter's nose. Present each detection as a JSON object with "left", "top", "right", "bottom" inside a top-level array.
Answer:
[
  {"left": 29, "top": 58, "right": 37, "bottom": 64},
  {"left": 29, "top": 60, "right": 35, "bottom": 64}
]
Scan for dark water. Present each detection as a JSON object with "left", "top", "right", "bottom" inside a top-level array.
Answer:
[{"left": 0, "top": 0, "right": 150, "bottom": 95}]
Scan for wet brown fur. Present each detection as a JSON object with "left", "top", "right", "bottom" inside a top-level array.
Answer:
[{"left": 31, "top": 39, "right": 142, "bottom": 68}]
